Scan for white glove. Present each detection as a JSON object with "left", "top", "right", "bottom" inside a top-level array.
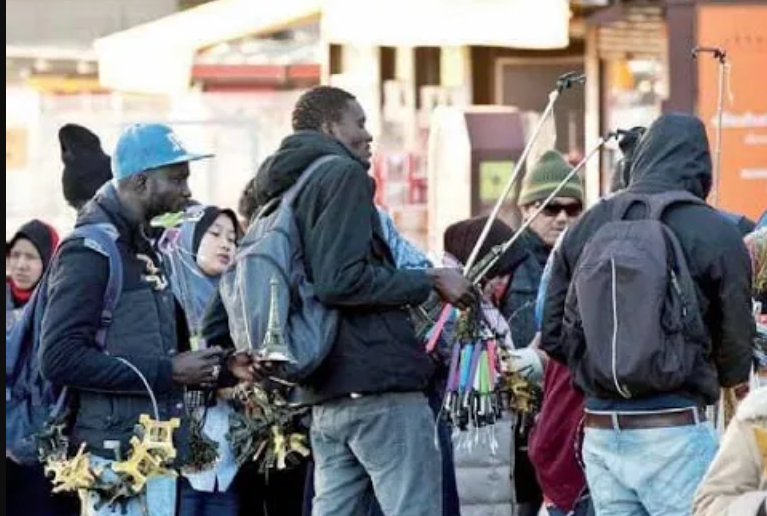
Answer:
[{"left": 507, "top": 348, "right": 544, "bottom": 385}]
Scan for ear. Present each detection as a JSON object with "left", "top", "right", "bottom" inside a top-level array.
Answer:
[
  {"left": 320, "top": 121, "right": 336, "bottom": 138},
  {"left": 519, "top": 204, "right": 533, "bottom": 221},
  {"left": 129, "top": 173, "right": 150, "bottom": 197}
]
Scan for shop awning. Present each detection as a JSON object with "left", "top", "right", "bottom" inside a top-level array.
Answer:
[
  {"left": 94, "top": 0, "right": 322, "bottom": 94},
  {"left": 95, "top": 0, "right": 570, "bottom": 94},
  {"left": 321, "top": 0, "right": 570, "bottom": 48}
]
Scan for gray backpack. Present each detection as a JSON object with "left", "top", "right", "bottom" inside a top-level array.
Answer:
[
  {"left": 564, "top": 191, "right": 708, "bottom": 399},
  {"left": 220, "top": 156, "right": 339, "bottom": 383}
]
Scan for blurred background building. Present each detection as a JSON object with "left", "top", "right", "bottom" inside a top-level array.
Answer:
[{"left": 6, "top": 0, "right": 766, "bottom": 247}]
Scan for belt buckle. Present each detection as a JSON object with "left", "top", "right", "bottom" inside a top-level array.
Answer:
[{"left": 350, "top": 392, "right": 364, "bottom": 400}]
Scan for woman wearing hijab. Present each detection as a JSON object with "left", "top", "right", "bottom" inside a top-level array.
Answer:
[
  {"left": 6, "top": 220, "right": 80, "bottom": 516},
  {"left": 159, "top": 205, "right": 241, "bottom": 516}
]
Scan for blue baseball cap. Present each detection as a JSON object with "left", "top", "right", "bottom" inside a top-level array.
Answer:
[{"left": 113, "top": 123, "right": 212, "bottom": 180}]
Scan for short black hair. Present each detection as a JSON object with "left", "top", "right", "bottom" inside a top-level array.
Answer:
[
  {"left": 237, "top": 177, "right": 258, "bottom": 224},
  {"left": 292, "top": 86, "right": 356, "bottom": 131}
]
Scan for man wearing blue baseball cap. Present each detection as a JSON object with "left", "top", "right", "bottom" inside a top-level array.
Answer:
[
  {"left": 111, "top": 122, "right": 211, "bottom": 215},
  {"left": 40, "top": 123, "right": 254, "bottom": 516}
]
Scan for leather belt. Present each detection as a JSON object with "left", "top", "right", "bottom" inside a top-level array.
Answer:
[{"left": 584, "top": 408, "right": 706, "bottom": 430}]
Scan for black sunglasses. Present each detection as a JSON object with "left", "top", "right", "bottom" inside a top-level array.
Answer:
[{"left": 538, "top": 202, "right": 583, "bottom": 217}]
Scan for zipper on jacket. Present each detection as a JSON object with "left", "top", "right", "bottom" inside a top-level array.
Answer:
[{"left": 611, "top": 258, "right": 631, "bottom": 399}]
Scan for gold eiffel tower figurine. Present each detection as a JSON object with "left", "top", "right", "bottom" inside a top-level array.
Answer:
[{"left": 258, "top": 276, "right": 297, "bottom": 364}]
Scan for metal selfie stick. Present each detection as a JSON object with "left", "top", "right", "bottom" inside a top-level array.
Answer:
[
  {"left": 692, "top": 46, "right": 727, "bottom": 207},
  {"left": 468, "top": 131, "right": 618, "bottom": 285},
  {"left": 462, "top": 72, "right": 586, "bottom": 275}
]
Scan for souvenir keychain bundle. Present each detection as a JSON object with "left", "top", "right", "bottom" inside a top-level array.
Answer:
[
  {"left": 439, "top": 307, "right": 504, "bottom": 432},
  {"left": 423, "top": 300, "right": 542, "bottom": 451}
]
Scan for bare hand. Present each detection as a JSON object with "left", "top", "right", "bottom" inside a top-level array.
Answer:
[
  {"left": 228, "top": 351, "right": 257, "bottom": 383},
  {"left": 172, "top": 348, "right": 223, "bottom": 386},
  {"left": 426, "top": 268, "right": 477, "bottom": 310},
  {"left": 226, "top": 351, "right": 280, "bottom": 384}
]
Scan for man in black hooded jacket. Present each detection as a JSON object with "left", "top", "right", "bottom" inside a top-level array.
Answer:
[
  {"left": 237, "top": 86, "right": 475, "bottom": 516},
  {"left": 541, "top": 113, "right": 754, "bottom": 516}
]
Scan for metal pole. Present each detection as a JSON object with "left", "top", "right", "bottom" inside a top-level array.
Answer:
[
  {"left": 692, "top": 47, "right": 727, "bottom": 207},
  {"left": 463, "top": 72, "right": 586, "bottom": 274},
  {"left": 712, "top": 54, "right": 726, "bottom": 206},
  {"left": 469, "top": 132, "right": 617, "bottom": 284}
]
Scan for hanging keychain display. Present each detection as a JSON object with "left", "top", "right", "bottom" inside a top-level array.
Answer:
[
  {"left": 40, "top": 357, "right": 180, "bottom": 511},
  {"left": 424, "top": 131, "right": 624, "bottom": 450},
  {"left": 439, "top": 306, "right": 505, "bottom": 441}
]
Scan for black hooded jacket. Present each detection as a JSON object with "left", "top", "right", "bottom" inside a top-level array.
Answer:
[
  {"left": 541, "top": 114, "right": 754, "bottom": 406},
  {"left": 210, "top": 131, "right": 435, "bottom": 403}
]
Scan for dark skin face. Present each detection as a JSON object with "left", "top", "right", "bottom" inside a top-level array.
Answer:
[
  {"left": 322, "top": 99, "right": 373, "bottom": 165},
  {"left": 117, "top": 162, "right": 192, "bottom": 226}
]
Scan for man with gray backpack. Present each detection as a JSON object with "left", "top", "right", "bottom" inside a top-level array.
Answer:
[
  {"left": 220, "top": 86, "right": 475, "bottom": 516},
  {"left": 541, "top": 113, "right": 754, "bottom": 516}
]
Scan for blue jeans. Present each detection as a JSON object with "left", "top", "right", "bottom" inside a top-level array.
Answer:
[
  {"left": 311, "top": 392, "right": 442, "bottom": 516},
  {"left": 178, "top": 477, "right": 239, "bottom": 516},
  {"left": 427, "top": 389, "right": 461, "bottom": 516},
  {"left": 547, "top": 494, "right": 595, "bottom": 516},
  {"left": 583, "top": 419, "right": 718, "bottom": 516},
  {"left": 82, "top": 456, "right": 177, "bottom": 516}
]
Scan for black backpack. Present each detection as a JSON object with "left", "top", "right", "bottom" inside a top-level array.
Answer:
[{"left": 564, "top": 191, "right": 708, "bottom": 399}]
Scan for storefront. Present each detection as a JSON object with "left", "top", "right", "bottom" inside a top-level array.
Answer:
[{"left": 587, "top": 0, "right": 766, "bottom": 219}]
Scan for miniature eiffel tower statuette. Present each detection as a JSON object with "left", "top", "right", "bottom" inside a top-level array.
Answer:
[{"left": 258, "top": 276, "right": 297, "bottom": 364}]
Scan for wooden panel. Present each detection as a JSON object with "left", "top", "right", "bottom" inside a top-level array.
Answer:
[{"left": 6, "top": 127, "right": 29, "bottom": 171}]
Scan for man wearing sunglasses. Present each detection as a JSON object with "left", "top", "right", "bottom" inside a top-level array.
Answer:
[{"left": 500, "top": 150, "right": 584, "bottom": 516}]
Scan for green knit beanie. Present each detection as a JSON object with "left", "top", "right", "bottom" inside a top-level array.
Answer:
[{"left": 518, "top": 150, "right": 584, "bottom": 206}]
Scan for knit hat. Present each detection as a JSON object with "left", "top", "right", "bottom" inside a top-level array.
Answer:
[
  {"left": 518, "top": 150, "right": 583, "bottom": 206},
  {"left": 444, "top": 216, "right": 528, "bottom": 279},
  {"left": 8, "top": 219, "right": 60, "bottom": 271},
  {"left": 59, "top": 124, "right": 113, "bottom": 210}
]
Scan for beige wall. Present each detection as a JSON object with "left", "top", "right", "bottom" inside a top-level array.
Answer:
[
  {"left": 6, "top": 0, "right": 178, "bottom": 45},
  {"left": 5, "top": 89, "right": 304, "bottom": 240}
]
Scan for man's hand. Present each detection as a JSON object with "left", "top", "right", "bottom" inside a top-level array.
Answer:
[
  {"left": 171, "top": 348, "right": 223, "bottom": 386},
  {"left": 227, "top": 351, "right": 281, "bottom": 384},
  {"left": 228, "top": 351, "right": 257, "bottom": 383},
  {"left": 426, "top": 268, "right": 477, "bottom": 310}
]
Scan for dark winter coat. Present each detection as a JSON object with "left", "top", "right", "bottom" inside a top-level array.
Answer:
[
  {"left": 499, "top": 229, "right": 549, "bottom": 350},
  {"left": 541, "top": 113, "right": 754, "bottom": 406},
  {"left": 40, "top": 184, "right": 189, "bottom": 459},
  {"left": 243, "top": 130, "right": 434, "bottom": 403}
]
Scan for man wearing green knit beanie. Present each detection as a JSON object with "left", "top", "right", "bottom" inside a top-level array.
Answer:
[
  {"left": 517, "top": 150, "right": 584, "bottom": 247},
  {"left": 507, "top": 150, "right": 584, "bottom": 516}
]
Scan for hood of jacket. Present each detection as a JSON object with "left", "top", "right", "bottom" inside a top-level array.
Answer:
[
  {"left": 627, "top": 113, "right": 713, "bottom": 200},
  {"left": 737, "top": 386, "right": 767, "bottom": 423},
  {"left": 253, "top": 130, "right": 365, "bottom": 211}
]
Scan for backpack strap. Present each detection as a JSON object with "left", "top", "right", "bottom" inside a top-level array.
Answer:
[
  {"left": 68, "top": 223, "right": 123, "bottom": 350},
  {"left": 612, "top": 191, "right": 704, "bottom": 221},
  {"left": 252, "top": 156, "right": 340, "bottom": 223},
  {"left": 282, "top": 155, "right": 341, "bottom": 206},
  {"left": 611, "top": 195, "right": 651, "bottom": 221},
  {"left": 646, "top": 191, "right": 705, "bottom": 220}
]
